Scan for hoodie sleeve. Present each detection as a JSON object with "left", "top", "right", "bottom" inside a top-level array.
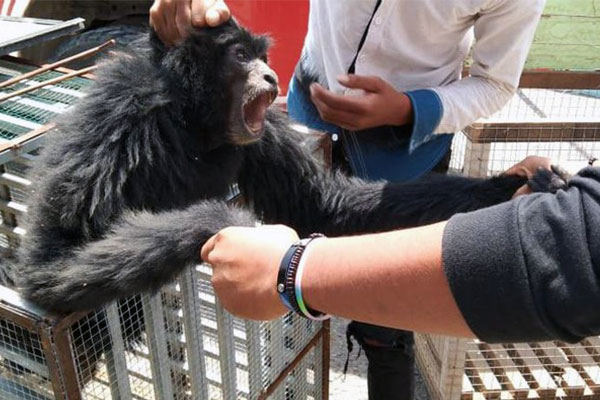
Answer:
[{"left": 443, "top": 167, "right": 600, "bottom": 343}]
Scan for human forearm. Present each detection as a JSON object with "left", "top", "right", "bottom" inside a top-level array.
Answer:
[
  {"left": 301, "top": 222, "right": 474, "bottom": 337},
  {"left": 433, "top": 0, "right": 545, "bottom": 134},
  {"left": 433, "top": 76, "right": 515, "bottom": 134},
  {"left": 202, "top": 222, "right": 474, "bottom": 336}
]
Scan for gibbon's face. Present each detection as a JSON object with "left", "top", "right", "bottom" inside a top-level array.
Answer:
[{"left": 221, "top": 31, "right": 279, "bottom": 145}]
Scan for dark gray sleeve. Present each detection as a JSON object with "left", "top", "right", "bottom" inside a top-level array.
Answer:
[{"left": 442, "top": 167, "right": 600, "bottom": 343}]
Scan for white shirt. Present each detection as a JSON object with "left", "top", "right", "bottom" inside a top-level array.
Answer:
[{"left": 302, "top": 0, "right": 546, "bottom": 134}]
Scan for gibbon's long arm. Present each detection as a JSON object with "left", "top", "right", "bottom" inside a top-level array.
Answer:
[
  {"left": 19, "top": 201, "right": 256, "bottom": 313},
  {"left": 239, "top": 111, "right": 556, "bottom": 238}
]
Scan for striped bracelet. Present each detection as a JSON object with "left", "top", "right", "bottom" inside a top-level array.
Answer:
[
  {"left": 294, "top": 234, "right": 330, "bottom": 321},
  {"left": 276, "top": 233, "right": 330, "bottom": 320}
]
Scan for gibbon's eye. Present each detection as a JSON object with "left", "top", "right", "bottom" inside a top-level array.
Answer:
[{"left": 236, "top": 49, "right": 250, "bottom": 62}]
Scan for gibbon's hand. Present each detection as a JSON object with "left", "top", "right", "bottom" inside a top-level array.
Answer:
[
  {"left": 150, "top": 0, "right": 231, "bottom": 46},
  {"left": 310, "top": 74, "right": 414, "bottom": 131},
  {"left": 201, "top": 225, "right": 297, "bottom": 320},
  {"left": 505, "top": 155, "right": 553, "bottom": 198}
]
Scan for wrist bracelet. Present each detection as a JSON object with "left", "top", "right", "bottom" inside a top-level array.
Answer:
[
  {"left": 294, "top": 236, "right": 330, "bottom": 320},
  {"left": 276, "top": 239, "right": 306, "bottom": 314},
  {"left": 277, "top": 233, "right": 329, "bottom": 320}
]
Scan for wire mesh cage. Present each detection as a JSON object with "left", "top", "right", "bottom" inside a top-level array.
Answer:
[
  {"left": 416, "top": 73, "right": 600, "bottom": 400},
  {"left": 0, "top": 273, "right": 329, "bottom": 400},
  {"left": 417, "top": 334, "right": 600, "bottom": 400},
  {"left": 449, "top": 88, "right": 600, "bottom": 178},
  {"left": 0, "top": 57, "right": 330, "bottom": 400}
]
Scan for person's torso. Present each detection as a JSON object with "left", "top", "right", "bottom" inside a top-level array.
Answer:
[{"left": 303, "top": 0, "right": 501, "bottom": 93}]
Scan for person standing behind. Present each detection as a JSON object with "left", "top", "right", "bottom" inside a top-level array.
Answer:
[{"left": 285, "top": 2, "right": 546, "bottom": 399}]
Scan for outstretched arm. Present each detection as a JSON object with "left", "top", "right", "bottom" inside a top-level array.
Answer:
[
  {"left": 19, "top": 200, "right": 256, "bottom": 313},
  {"left": 240, "top": 112, "right": 532, "bottom": 237},
  {"left": 204, "top": 167, "right": 600, "bottom": 342},
  {"left": 202, "top": 222, "right": 471, "bottom": 338}
]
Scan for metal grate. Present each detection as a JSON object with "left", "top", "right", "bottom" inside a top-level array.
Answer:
[
  {"left": 0, "top": 318, "right": 52, "bottom": 400},
  {"left": 449, "top": 88, "right": 600, "bottom": 178},
  {"left": 463, "top": 340, "right": 600, "bottom": 399},
  {"left": 65, "top": 265, "right": 324, "bottom": 400},
  {"left": 419, "top": 83, "right": 600, "bottom": 400},
  {"left": 0, "top": 59, "right": 90, "bottom": 141}
]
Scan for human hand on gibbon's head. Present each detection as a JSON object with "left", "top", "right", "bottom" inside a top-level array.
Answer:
[{"left": 150, "top": 0, "right": 230, "bottom": 46}]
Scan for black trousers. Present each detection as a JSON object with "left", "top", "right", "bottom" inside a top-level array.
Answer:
[{"left": 335, "top": 138, "right": 452, "bottom": 400}]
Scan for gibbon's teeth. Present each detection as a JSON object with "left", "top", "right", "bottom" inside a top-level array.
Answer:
[
  {"left": 266, "top": 89, "right": 277, "bottom": 105},
  {"left": 243, "top": 92, "right": 271, "bottom": 135}
]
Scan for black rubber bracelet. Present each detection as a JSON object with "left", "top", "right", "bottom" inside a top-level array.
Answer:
[
  {"left": 277, "top": 234, "right": 326, "bottom": 317},
  {"left": 277, "top": 239, "right": 307, "bottom": 314}
]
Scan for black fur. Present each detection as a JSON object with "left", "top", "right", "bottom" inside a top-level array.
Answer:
[{"left": 3, "top": 21, "right": 565, "bottom": 315}]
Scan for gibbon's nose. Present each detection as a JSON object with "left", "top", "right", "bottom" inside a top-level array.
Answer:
[{"left": 263, "top": 72, "right": 278, "bottom": 91}]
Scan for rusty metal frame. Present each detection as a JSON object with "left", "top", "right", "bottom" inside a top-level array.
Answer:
[
  {"left": 258, "top": 323, "right": 329, "bottom": 400},
  {"left": 2, "top": 54, "right": 97, "bottom": 79},
  {"left": 464, "top": 122, "right": 600, "bottom": 143},
  {"left": 51, "top": 320, "right": 83, "bottom": 399},
  {"left": 462, "top": 69, "right": 600, "bottom": 90},
  {"left": 0, "top": 295, "right": 87, "bottom": 400},
  {"left": 519, "top": 70, "right": 600, "bottom": 90},
  {"left": 321, "top": 319, "right": 331, "bottom": 400},
  {"left": 38, "top": 324, "right": 69, "bottom": 400}
]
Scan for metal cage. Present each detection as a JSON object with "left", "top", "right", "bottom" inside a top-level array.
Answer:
[
  {"left": 0, "top": 57, "right": 330, "bottom": 400},
  {"left": 0, "top": 275, "right": 329, "bottom": 400},
  {"left": 416, "top": 72, "right": 600, "bottom": 400}
]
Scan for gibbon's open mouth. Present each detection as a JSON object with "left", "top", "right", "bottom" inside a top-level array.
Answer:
[{"left": 243, "top": 90, "right": 277, "bottom": 135}]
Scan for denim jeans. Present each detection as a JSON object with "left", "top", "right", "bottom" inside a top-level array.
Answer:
[{"left": 287, "top": 76, "right": 425, "bottom": 399}]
